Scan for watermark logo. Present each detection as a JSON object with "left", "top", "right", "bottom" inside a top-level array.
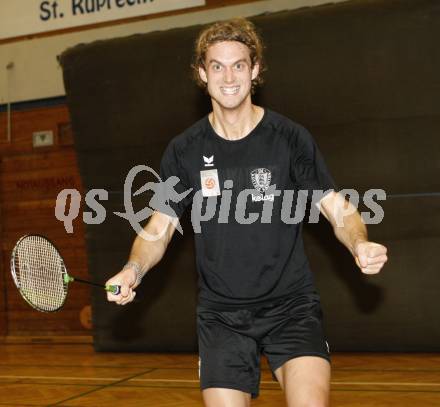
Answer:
[
  {"left": 113, "top": 165, "right": 191, "bottom": 240},
  {"left": 54, "top": 165, "right": 191, "bottom": 239},
  {"left": 54, "top": 164, "right": 386, "bottom": 241}
]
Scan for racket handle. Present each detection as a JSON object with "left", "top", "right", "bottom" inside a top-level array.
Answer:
[{"left": 106, "top": 285, "right": 121, "bottom": 295}]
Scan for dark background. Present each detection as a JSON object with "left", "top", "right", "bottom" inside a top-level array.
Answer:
[{"left": 60, "top": 0, "right": 440, "bottom": 352}]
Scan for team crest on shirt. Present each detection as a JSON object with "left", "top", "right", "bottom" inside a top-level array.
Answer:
[
  {"left": 250, "top": 168, "right": 274, "bottom": 202},
  {"left": 251, "top": 168, "right": 271, "bottom": 193}
]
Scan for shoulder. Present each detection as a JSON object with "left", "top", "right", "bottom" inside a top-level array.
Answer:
[
  {"left": 263, "top": 109, "right": 312, "bottom": 145},
  {"left": 165, "top": 116, "right": 207, "bottom": 156}
]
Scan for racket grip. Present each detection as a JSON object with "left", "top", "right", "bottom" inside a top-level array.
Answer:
[{"left": 106, "top": 285, "right": 121, "bottom": 295}]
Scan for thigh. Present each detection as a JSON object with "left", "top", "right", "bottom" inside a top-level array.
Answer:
[
  {"left": 262, "top": 292, "right": 331, "bottom": 374},
  {"left": 197, "top": 307, "right": 261, "bottom": 399},
  {"left": 274, "top": 356, "right": 330, "bottom": 407}
]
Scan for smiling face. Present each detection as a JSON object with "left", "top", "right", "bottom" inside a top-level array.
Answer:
[{"left": 198, "top": 41, "right": 260, "bottom": 111}]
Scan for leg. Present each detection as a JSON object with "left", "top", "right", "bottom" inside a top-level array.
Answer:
[
  {"left": 274, "top": 356, "right": 331, "bottom": 407},
  {"left": 202, "top": 388, "right": 251, "bottom": 407},
  {"left": 261, "top": 292, "right": 331, "bottom": 407},
  {"left": 197, "top": 307, "right": 261, "bottom": 402}
]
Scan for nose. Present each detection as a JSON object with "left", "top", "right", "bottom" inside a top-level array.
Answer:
[{"left": 223, "top": 67, "right": 235, "bottom": 84}]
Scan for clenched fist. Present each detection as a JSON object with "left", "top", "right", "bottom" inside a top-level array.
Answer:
[{"left": 354, "top": 241, "right": 388, "bottom": 275}]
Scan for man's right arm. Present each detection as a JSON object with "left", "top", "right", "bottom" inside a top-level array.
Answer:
[{"left": 106, "top": 211, "right": 177, "bottom": 305}]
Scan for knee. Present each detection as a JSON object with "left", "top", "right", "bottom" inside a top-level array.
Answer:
[
  {"left": 286, "top": 390, "right": 329, "bottom": 407},
  {"left": 288, "top": 398, "right": 329, "bottom": 407},
  {"left": 202, "top": 388, "right": 251, "bottom": 407}
]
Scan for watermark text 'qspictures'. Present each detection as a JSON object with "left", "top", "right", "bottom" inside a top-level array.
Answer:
[{"left": 55, "top": 165, "right": 386, "bottom": 240}]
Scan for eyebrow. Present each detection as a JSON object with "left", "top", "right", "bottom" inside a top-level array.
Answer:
[{"left": 208, "top": 58, "right": 248, "bottom": 66}]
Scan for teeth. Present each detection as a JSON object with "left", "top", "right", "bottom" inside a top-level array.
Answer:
[{"left": 221, "top": 86, "right": 239, "bottom": 95}]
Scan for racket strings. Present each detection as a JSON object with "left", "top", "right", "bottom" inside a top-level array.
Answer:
[{"left": 13, "top": 236, "right": 67, "bottom": 312}]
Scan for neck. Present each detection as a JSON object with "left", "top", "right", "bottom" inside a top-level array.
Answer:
[{"left": 209, "top": 99, "right": 264, "bottom": 141}]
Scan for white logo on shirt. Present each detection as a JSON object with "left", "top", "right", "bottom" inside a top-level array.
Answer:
[
  {"left": 203, "top": 155, "right": 214, "bottom": 167},
  {"left": 251, "top": 168, "right": 274, "bottom": 202},
  {"left": 251, "top": 168, "right": 271, "bottom": 192},
  {"left": 200, "top": 169, "right": 221, "bottom": 197}
]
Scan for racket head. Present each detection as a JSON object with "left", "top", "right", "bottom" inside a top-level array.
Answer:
[{"left": 10, "top": 235, "right": 69, "bottom": 312}]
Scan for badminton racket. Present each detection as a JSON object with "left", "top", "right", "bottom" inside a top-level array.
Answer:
[{"left": 10, "top": 234, "right": 120, "bottom": 312}]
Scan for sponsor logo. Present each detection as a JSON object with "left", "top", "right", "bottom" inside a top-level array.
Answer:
[
  {"left": 200, "top": 169, "right": 220, "bottom": 196},
  {"left": 203, "top": 155, "right": 214, "bottom": 167}
]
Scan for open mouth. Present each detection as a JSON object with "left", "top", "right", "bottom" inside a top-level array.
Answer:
[{"left": 221, "top": 86, "right": 240, "bottom": 95}]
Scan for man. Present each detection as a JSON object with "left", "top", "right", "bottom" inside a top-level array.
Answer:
[{"left": 106, "top": 18, "right": 387, "bottom": 407}]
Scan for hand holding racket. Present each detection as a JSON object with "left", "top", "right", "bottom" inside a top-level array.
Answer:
[
  {"left": 105, "top": 264, "right": 138, "bottom": 306},
  {"left": 10, "top": 235, "right": 121, "bottom": 312}
]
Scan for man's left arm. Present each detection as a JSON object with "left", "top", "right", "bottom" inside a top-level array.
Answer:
[{"left": 318, "top": 191, "right": 388, "bottom": 274}]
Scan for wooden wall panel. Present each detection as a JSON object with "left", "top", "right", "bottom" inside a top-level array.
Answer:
[
  {"left": 0, "top": 205, "right": 5, "bottom": 336},
  {"left": 0, "top": 106, "right": 70, "bottom": 154},
  {"left": 0, "top": 105, "right": 92, "bottom": 337}
]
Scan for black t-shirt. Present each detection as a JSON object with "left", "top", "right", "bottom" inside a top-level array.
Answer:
[{"left": 160, "top": 109, "right": 335, "bottom": 309}]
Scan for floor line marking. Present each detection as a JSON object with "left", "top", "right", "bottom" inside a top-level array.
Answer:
[
  {"left": 0, "top": 375, "right": 120, "bottom": 381},
  {"left": 331, "top": 381, "right": 440, "bottom": 386},
  {"left": 1, "top": 375, "right": 439, "bottom": 387}
]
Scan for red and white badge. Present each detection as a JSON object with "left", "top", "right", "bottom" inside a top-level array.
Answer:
[{"left": 200, "top": 169, "right": 220, "bottom": 197}]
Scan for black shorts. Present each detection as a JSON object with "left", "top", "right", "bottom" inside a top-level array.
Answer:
[{"left": 197, "top": 291, "right": 330, "bottom": 398}]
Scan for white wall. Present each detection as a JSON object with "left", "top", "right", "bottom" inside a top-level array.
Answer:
[{"left": 0, "top": 0, "right": 351, "bottom": 104}]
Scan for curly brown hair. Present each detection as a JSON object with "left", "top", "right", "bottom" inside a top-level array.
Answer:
[{"left": 191, "top": 18, "right": 266, "bottom": 93}]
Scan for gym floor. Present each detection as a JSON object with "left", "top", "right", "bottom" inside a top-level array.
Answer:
[{"left": 0, "top": 343, "right": 439, "bottom": 406}]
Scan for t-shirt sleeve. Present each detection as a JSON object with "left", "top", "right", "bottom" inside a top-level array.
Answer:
[
  {"left": 290, "top": 125, "right": 336, "bottom": 198},
  {"left": 159, "top": 139, "right": 193, "bottom": 219}
]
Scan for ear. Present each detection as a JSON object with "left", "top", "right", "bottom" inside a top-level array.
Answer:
[
  {"left": 251, "top": 63, "right": 260, "bottom": 80},
  {"left": 198, "top": 66, "right": 208, "bottom": 84}
]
